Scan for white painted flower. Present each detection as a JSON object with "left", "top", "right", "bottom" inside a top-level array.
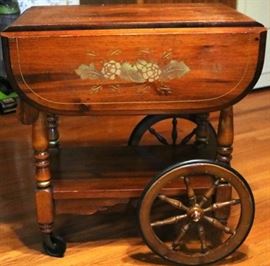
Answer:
[
  {"left": 101, "top": 60, "right": 121, "bottom": 80},
  {"left": 135, "top": 60, "right": 162, "bottom": 82}
]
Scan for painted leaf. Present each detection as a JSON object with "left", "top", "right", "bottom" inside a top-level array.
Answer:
[
  {"left": 160, "top": 60, "right": 190, "bottom": 81},
  {"left": 75, "top": 64, "right": 101, "bottom": 80},
  {"left": 120, "top": 62, "right": 145, "bottom": 83}
]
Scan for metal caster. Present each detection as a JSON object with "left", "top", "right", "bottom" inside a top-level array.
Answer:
[{"left": 43, "top": 234, "right": 66, "bottom": 258}]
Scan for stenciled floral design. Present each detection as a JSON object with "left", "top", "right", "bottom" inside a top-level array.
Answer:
[
  {"left": 135, "top": 60, "right": 162, "bottom": 82},
  {"left": 75, "top": 50, "right": 190, "bottom": 94},
  {"left": 101, "top": 60, "right": 121, "bottom": 80},
  {"left": 75, "top": 59, "right": 189, "bottom": 84}
]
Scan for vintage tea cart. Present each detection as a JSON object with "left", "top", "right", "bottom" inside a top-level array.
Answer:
[{"left": 1, "top": 4, "right": 267, "bottom": 265}]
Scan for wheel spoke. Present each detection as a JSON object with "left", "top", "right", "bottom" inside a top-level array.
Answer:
[
  {"left": 204, "top": 199, "right": 241, "bottom": 213},
  {"left": 203, "top": 215, "right": 236, "bottom": 235},
  {"left": 151, "top": 214, "right": 188, "bottom": 227},
  {"left": 158, "top": 194, "right": 189, "bottom": 211},
  {"left": 171, "top": 116, "right": 178, "bottom": 145},
  {"left": 180, "top": 128, "right": 197, "bottom": 145},
  {"left": 183, "top": 176, "right": 196, "bottom": 205},
  {"left": 199, "top": 179, "right": 220, "bottom": 207},
  {"left": 172, "top": 222, "right": 191, "bottom": 250},
  {"left": 198, "top": 224, "right": 208, "bottom": 253},
  {"left": 148, "top": 127, "right": 169, "bottom": 145}
]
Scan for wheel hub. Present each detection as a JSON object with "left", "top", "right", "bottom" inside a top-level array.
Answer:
[{"left": 189, "top": 205, "right": 204, "bottom": 222}]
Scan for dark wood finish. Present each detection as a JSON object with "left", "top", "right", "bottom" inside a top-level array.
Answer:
[
  {"left": 17, "top": 99, "right": 39, "bottom": 125},
  {"left": 138, "top": 161, "right": 254, "bottom": 265},
  {"left": 81, "top": 0, "right": 236, "bottom": 9},
  {"left": 217, "top": 106, "right": 234, "bottom": 164},
  {"left": 195, "top": 113, "right": 210, "bottom": 144},
  {"left": 0, "top": 89, "right": 270, "bottom": 265},
  {"left": 215, "top": 106, "right": 234, "bottom": 221},
  {"left": 32, "top": 112, "right": 54, "bottom": 233},
  {"left": 141, "top": 0, "right": 236, "bottom": 8},
  {"left": 128, "top": 114, "right": 217, "bottom": 146},
  {"left": 0, "top": 4, "right": 267, "bottom": 263},
  {"left": 214, "top": 183, "right": 232, "bottom": 221},
  {"left": 47, "top": 114, "right": 59, "bottom": 147},
  {"left": 1, "top": 5, "right": 266, "bottom": 115},
  {"left": 55, "top": 198, "right": 129, "bottom": 215},
  {"left": 2, "top": 28, "right": 266, "bottom": 114},
  {"left": 80, "top": 0, "right": 135, "bottom": 4},
  {"left": 51, "top": 145, "right": 215, "bottom": 202},
  {"left": 5, "top": 4, "right": 254, "bottom": 32}
]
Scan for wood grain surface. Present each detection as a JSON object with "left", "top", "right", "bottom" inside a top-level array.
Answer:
[
  {"left": 6, "top": 4, "right": 250, "bottom": 31},
  {"left": 3, "top": 27, "right": 266, "bottom": 114},
  {"left": 0, "top": 88, "right": 269, "bottom": 265},
  {"left": 80, "top": 1, "right": 236, "bottom": 9},
  {"left": 2, "top": 4, "right": 266, "bottom": 115},
  {"left": 51, "top": 145, "right": 215, "bottom": 201},
  {"left": 0, "top": 4, "right": 268, "bottom": 264}
]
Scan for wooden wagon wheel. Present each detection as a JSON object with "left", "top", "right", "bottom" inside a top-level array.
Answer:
[
  {"left": 128, "top": 114, "right": 216, "bottom": 148},
  {"left": 138, "top": 160, "right": 254, "bottom": 265}
]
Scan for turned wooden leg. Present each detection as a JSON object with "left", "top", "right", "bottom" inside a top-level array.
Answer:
[
  {"left": 47, "top": 114, "right": 59, "bottom": 148},
  {"left": 216, "top": 107, "right": 234, "bottom": 164},
  {"left": 215, "top": 106, "right": 234, "bottom": 222},
  {"left": 17, "top": 100, "right": 39, "bottom": 125},
  {"left": 32, "top": 112, "right": 66, "bottom": 257},
  {"left": 195, "top": 113, "right": 210, "bottom": 146}
]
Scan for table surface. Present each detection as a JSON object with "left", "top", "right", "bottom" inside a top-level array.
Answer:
[{"left": 5, "top": 3, "right": 260, "bottom": 32}]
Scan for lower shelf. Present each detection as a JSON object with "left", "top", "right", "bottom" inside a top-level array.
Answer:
[{"left": 52, "top": 144, "right": 215, "bottom": 205}]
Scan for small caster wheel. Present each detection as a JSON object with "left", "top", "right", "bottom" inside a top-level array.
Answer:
[
  {"left": 43, "top": 234, "right": 66, "bottom": 258},
  {"left": 138, "top": 160, "right": 254, "bottom": 265}
]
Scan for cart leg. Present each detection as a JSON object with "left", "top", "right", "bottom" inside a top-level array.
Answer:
[
  {"left": 217, "top": 107, "right": 233, "bottom": 164},
  {"left": 47, "top": 113, "right": 59, "bottom": 148},
  {"left": 195, "top": 113, "right": 210, "bottom": 146},
  {"left": 17, "top": 100, "right": 39, "bottom": 125},
  {"left": 215, "top": 106, "right": 233, "bottom": 222},
  {"left": 32, "top": 112, "right": 66, "bottom": 257}
]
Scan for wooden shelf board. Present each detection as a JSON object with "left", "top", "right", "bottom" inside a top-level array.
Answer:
[{"left": 52, "top": 145, "right": 215, "bottom": 199}]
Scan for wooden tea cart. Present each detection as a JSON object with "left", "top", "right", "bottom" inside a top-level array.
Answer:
[{"left": 1, "top": 4, "right": 266, "bottom": 265}]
